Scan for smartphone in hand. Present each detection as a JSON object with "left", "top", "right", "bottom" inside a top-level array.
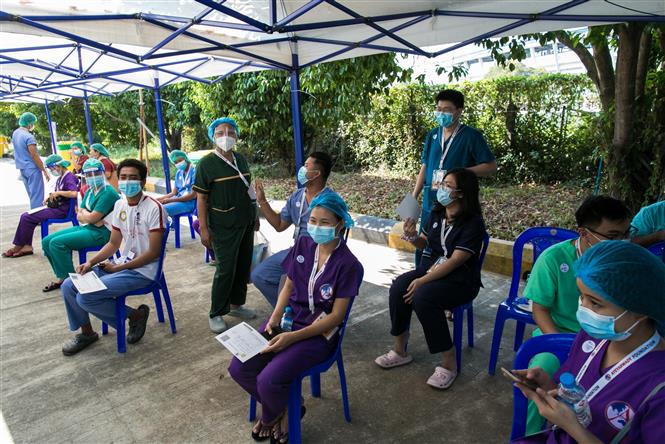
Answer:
[
  {"left": 500, "top": 367, "right": 539, "bottom": 390},
  {"left": 261, "top": 326, "right": 283, "bottom": 341}
]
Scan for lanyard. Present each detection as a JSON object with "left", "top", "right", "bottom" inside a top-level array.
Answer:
[
  {"left": 576, "top": 331, "right": 660, "bottom": 403},
  {"left": 440, "top": 217, "right": 453, "bottom": 257},
  {"left": 438, "top": 123, "right": 463, "bottom": 170},
  {"left": 575, "top": 238, "right": 582, "bottom": 258},
  {"left": 297, "top": 191, "right": 307, "bottom": 226},
  {"left": 215, "top": 151, "right": 249, "bottom": 188},
  {"left": 307, "top": 242, "right": 340, "bottom": 313}
]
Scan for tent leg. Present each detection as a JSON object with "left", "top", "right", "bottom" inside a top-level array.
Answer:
[
  {"left": 154, "top": 77, "right": 172, "bottom": 193},
  {"left": 44, "top": 99, "right": 57, "bottom": 154},
  {"left": 83, "top": 92, "right": 94, "bottom": 146},
  {"left": 289, "top": 54, "right": 305, "bottom": 185}
]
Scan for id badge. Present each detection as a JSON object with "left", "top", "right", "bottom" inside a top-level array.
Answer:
[
  {"left": 293, "top": 226, "right": 300, "bottom": 239},
  {"left": 431, "top": 169, "right": 447, "bottom": 190},
  {"left": 247, "top": 184, "right": 257, "bottom": 201}
]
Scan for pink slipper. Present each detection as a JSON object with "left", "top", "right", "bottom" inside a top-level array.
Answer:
[
  {"left": 374, "top": 350, "right": 413, "bottom": 369},
  {"left": 426, "top": 366, "right": 457, "bottom": 389}
]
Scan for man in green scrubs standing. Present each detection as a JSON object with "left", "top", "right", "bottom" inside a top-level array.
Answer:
[{"left": 194, "top": 117, "right": 258, "bottom": 333}]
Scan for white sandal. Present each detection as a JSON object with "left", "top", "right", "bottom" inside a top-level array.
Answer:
[
  {"left": 426, "top": 366, "right": 457, "bottom": 389},
  {"left": 374, "top": 350, "right": 413, "bottom": 369}
]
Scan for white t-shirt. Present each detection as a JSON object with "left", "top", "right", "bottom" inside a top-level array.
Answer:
[{"left": 111, "top": 194, "right": 167, "bottom": 279}]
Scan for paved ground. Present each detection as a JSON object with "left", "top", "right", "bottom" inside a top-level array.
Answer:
[{"left": 0, "top": 158, "right": 530, "bottom": 443}]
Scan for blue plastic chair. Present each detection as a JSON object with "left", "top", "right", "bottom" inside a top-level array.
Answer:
[
  {"left": 488, "top": 227, "right": 578, "bottom": 375},
  {"left": 40, "top": 198, "right": 79, "bottom": 239},
  {"left": 451, "top": 231, "right": 490, "bottom": 372},
  {"left": 100, "top": 224, "right": 176, "bottom": 353},
  {"left": 77, "top": 246, "right": 121, "bottom": 265},
  {"left": 647, "top": 241, "right": 664, "bottom": 259},
  {"left": 171, "top": 209, "right": 196, "bottom": 249},
  {"left": 510, "top": 333, "right": 575, "bottom": 440},
  {"left": 248, "top": 269, "right": 364, "bottom": 444}
]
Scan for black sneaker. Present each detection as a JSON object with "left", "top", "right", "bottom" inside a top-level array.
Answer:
[
  {"left": 62, "top": 333, "right": 99, "bottom": 356},
  {"left": 127, "top": 304, "right": 150, "bottom": 344}
]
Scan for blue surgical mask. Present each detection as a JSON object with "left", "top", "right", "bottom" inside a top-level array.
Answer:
[
  {"left": 175, "top": 161, "right": 187, "bottom": 171},
  {"left": 307, "top": 223, "right": 338, "bottom": 244},
  {"left": 72, "top": 149, "right": 82, "bottom": 156},
  {"left": 49, "top": 168, "right": 61, "bottom": 177},
  {"left": 576, "top": 306, "right": 642, "bottom": 341},
  {"left": 85, "top": 175, "right": 105, "bottom": 189},
  {"left": 435, "top": 111, "right": 455, "bottom": 128},
  {"left": 119, "top": 180, "right": 142, "bottom": 198},
  {"left": 436, "top": 186, "right": 457, "bottom": 206},
  {"left": 297, "top": 166, "right": 310, "bottom": 185}
]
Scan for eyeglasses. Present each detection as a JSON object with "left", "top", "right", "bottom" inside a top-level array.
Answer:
[{"left": 585, "top": 226, "right": 630, "bottom": 241}]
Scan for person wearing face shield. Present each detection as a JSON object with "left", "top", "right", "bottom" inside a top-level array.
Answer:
[
  {"left": 511, "top": 241, "right": 665, "bottom": 444},
  {"left": 252, "top": 151, "right": 334, "bottom": 306},
  {"left": 3, "top": 155, "right": 79, "bottom": 259},
  {"left": 412, "top": 90, "right": 496, "bottom": 265},
  {"left": 228, "top": 192, "right": 363, "bottom": 443},
  {"left": 375, "top": 168, "right": 487, "bottom": 390},
  {"left": 89, "top": 143, "right": 118, "bottom": 192},
  {"left": 521, "top": 195, "right": 631, "bottom": 435},
  {"left": 70, "top": 141, "right": 89, "bottom": 174},
  {"left": 194, "top": 117, "right": 259, "bottom": 333},
  {"left": 41, "top": 158, "right": 119, "bottom": 292},
  {"left": 156, "top": 150, "right": 197, "bottom": 217},
  {"left": 12, "top": 112, "right": 50, "bottom": 209}
]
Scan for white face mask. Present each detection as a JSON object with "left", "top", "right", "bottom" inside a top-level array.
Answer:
[{"left": 216, "top": 136, "right": 236, "bottom": 152}]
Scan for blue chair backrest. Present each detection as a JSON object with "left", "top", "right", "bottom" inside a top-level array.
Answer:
[
  {"left": 647, "top": 241, "right": 664, "bottom": 258},
  {"left": 153, "top": 222, "right": 171, "bottom": 281},
  {"left": 507, "top": 227, "right": 578, "bottom": 304},
  {"left": 333, "top": 267, "right": 365, "bottom": 356},
  {"left": 479, "top": 231, "right": 490, "bottom": 272},
  {"left": 66, "top": 197, "right": 77, "bottom": 219},
  {"left": 510, "top": 333, "right": 576, "bottom": 440}
]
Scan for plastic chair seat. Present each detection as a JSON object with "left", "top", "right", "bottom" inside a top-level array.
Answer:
[
  {"left": 171, "top": 210, "right": 196, "bottom": 249},
  {"left": 40, "top": 199, "right": 79, "bottom": 239}
]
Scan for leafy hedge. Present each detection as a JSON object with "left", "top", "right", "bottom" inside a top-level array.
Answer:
[{"left": 341, "top": 74, "right": 599, "bottom": 184}]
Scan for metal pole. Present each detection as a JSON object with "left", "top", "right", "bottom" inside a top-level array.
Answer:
[
  {"left": 44, "top": 99, "right": 57, "bottom": 154},
  {"left": 153, "top": 75, "right": 172, "bottom": 193},
  {"left": 289, "top": 52, "right": 305, "bottom": 186},
  {"left": 83, "top": 91, "right": 93, "bottom": 145}
]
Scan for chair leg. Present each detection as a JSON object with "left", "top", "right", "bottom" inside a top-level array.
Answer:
[
  {"left": 188, "top": 215, "right": 195, "bottom": 239},
  {"left": 467, "top": 306, "right": 474, "bottom": 348},
  {"left": 288, "top": 379, "right": 303, "bottom": 444},
  {"left": 337, "top": 354, "right": 352, "bottom": 423},
  {"left": 204, "top": 248, "right": 210, "bottom": 263},
  {"left": 161, "top": 276, "right": 177, "bottom": 334},
  {"left": 102, "top": 322, "right": 108, "bottom": 335},
  {"left": 514, "top": 321, "right": 526, "bottom": 352},
  {"left": 453, "top": 307, "right": 463, "bottom": 372},
  {"left": 248, "top": 396, "right": 257, "bottom": 422},
  {"left": 310, "top": 372, "right": 321, "bottom": 398},
  {"left": 153, "top": 290, "right": 165, "bottom": 323},
  {"left": 174, "top": 217, "right": 181, "bottom": 249},
  {"left": 488, "top": 308, "right": 507, "bottom": 375},
  {"left": 116, "top": 298, "right": 127, "bottom": 353}
]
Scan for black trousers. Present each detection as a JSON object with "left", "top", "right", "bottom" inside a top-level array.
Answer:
[{"left": 389, "top": 266, "right": 479, "bottom": 354}]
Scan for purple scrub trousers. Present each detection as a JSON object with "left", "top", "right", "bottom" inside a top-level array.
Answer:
[
  {"left": 13, "top": 206, "right": 68, "bottom": 246},
  {"left": 228, "top": 320, "right": 336, "bottom": 423}
]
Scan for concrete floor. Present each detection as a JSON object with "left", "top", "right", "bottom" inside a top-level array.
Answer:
[{"left": 0, "top": 159, "right": 528, "bottom": 443}]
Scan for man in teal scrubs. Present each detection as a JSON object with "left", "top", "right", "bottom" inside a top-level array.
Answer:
[
  {"left": 630, "top": 200, "right": 665, "bottom": 260},
  {"left": 411, "top": 89, "right": 496, "bottom": 261}
]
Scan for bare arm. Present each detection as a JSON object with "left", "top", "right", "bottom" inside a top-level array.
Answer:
[
  {"left": 86, "top": 228, "right": 123, "bottom": 267},
  {"left": 412, "top": 164, "right": 426, "bottom": 198},
  {"left": 631, "top": 231, "right": 665, "bottom": 247},
  {"left": 52, "top": 190, "right": 79, "bottom": 199},
  {"left": 467, "top": 160, "right": 497, "bottom": 177},
  {"left": 27, "top": 144, "right": 50, "bottom": 181},
  {"left": 196, "top": 192, "right": 212, "bottom": 250},
  {"left": 419, "top": 249, "right": 472, "bottom": 284},
  {"left": 166, "top": 190, "right": 196, "bottom": 203},
  {"left": 255, "top": 179, "right": 291, "bottom": 232},
  {"left": 532, "top": 303, "right": 560, "bottom": 334},
  {"left": 157, "top": 189, "right": 177, "bottom": 201},
  {"left": 77, "top": 209, "right": 106, "bottom": 225}
]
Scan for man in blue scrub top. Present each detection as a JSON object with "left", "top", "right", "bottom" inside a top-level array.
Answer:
[
  {"left": 252, "top": 151, "right": 333, "bottom": 306},
  {"left": 412, "top": 90, "right": 496, "bottom": 260},
  {"left": 12, "top": 112, "right": 50, "bottom": 209}
]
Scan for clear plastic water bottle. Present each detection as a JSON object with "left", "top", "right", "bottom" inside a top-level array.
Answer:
[
  {"left": 280, "top": 306, "right": 293, "bottom": 332},
  {"left": 557, "top": 372, "right": 592, "bottom": 427}
]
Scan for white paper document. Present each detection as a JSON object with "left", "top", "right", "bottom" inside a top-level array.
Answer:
[
  {"left": 68, "top": 272, "right": 107, "bottom": 294},
  {"left": 396, "top": 193, "right": 421, "bottom": 221},
  {"left": 27, "top": 205, "right": 47, "bottom": 215},
  {"left": 215, "top": 322, "right": 268, "bottom": 363}
]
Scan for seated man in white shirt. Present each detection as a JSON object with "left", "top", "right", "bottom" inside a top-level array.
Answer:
[{"left": 60, "top": 158, "right": 167, "bottom": 355}]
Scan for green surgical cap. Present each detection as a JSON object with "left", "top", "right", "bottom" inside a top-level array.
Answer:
[
  {"left": 71, "top": 141, "right": 87, "bottom": 153},
  {"left": 19, "top": 112, "right": 37, "bottom": 127},
  {"left": 169, "top": 149, "right": 190, "bottom": 164},
  {"left": 82, "top": 158, "right": 105, "bottom": 173},
  {"left": 90, "top": 143, "right": 110, "bottom": 158},
  {"left": 45, "top": 154, "right": 71, "bottom": 168},
  {"left": 574, "top": 241, "right": 665, "bottom": 334}
]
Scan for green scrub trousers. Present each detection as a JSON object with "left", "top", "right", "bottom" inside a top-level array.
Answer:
[{"left": 42, "top": 225, "right": 111, "bottom": 279}]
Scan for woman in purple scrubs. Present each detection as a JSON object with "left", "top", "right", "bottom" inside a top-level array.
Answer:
[
  {"left": 3, "top": 154, "right": 78, "bottom": 258},
  {"left": 512, "top": 241, "right": 665, "bottom": 443},
  {"left": 229, "top": 192, "right": 363, "bottom": 443}
]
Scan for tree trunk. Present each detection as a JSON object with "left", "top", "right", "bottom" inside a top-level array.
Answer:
[
  {"left": 591, "top": 38, "right": 615, "bottom": 113},
  {"left": 634, "top": 27, "right": 652, "bottom": 99}
]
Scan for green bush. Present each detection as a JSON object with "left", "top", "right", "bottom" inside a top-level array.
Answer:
[{"left": 343, "top": 74, "right": 599, "bottom": 183}]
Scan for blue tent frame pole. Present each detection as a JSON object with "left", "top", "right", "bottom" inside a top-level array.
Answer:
[
  {"left": 83, "top": 92, "right": 94, "bottom": 145},
  {"left": 154, "top": 76, "right": 172, "bottom": 193},
  {"left": 44, "top": 99, "right": 57, "bottom": 154},
  {"left": 289, "top": 53, "right": 305, "bottom": 185}
]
